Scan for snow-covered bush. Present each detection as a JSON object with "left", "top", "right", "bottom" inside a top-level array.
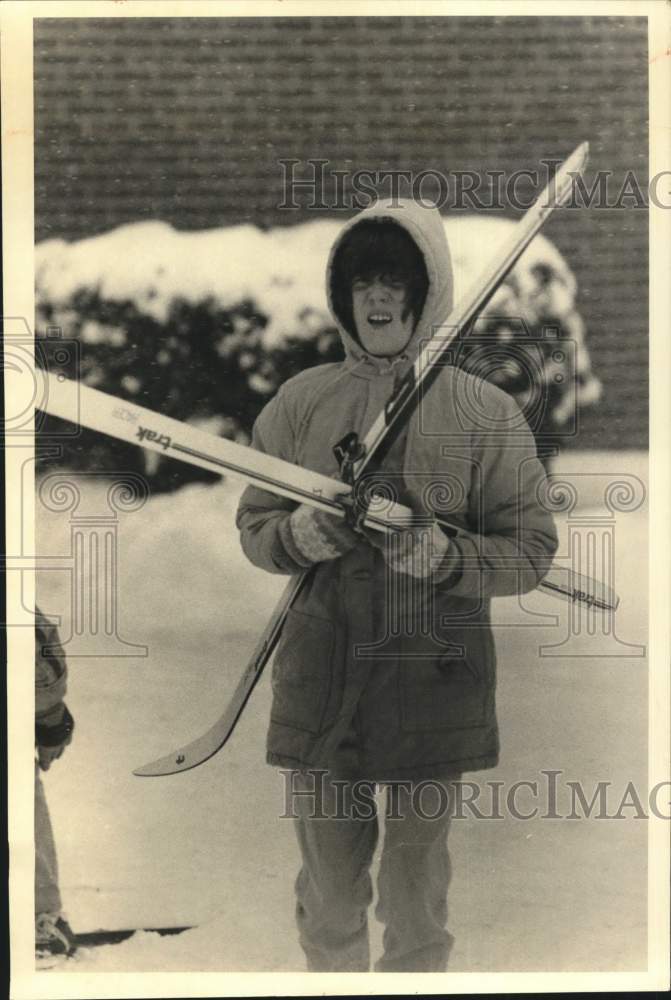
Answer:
[{"left": 36, "top": 216, "right": 601, "bottom": 491}]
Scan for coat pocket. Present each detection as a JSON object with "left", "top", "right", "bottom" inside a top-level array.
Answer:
[
  {"left": 270, "top": 608, "right": 335, "bottom": 735},
  {"left": 399, "top": 628, "right": 495, "bottom": 733}
]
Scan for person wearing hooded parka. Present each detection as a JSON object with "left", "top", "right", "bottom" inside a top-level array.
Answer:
[{"left": 236, "top": 199, "right": 559, "bottom": 972}]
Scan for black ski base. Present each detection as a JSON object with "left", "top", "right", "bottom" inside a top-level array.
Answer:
[{"left": 75, "top": 925, "right": 193, "bottom": 948}]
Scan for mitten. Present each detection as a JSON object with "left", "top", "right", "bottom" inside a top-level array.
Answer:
[
  {"left": 367, "top": 519, "right": 451, "bottom": 579},
  {"left": 289, "top": 503, "right": 360, "bottom": 564},
  {"left": 36, "top": 702, "right": 74, "bottom": 771}
]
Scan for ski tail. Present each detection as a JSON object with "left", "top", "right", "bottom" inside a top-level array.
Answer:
[{"left": 538, "top": 566, "right": 619, "bottom": 612}]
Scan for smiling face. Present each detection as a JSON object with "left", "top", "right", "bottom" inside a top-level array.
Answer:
[
  {"left": 331, "top": 220, "right": 429, "bottom": 358},
  {"left": 351, "top": 275, "right": 416, "bottom": 357}
]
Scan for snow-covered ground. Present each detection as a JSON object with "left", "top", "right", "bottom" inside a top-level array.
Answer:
[{"left": 33, "top": 451, "right": 649, "bottom": 974}]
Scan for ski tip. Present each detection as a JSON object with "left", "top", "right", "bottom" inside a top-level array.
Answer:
[
  {"left": 546, "top": 142, "right": 591, "bottom": 210},
  {"left": 132, "top": 764, "right": 166, "bottom": 778},
  {"left": 133, "top": 741, "right": 221, "bottom": 775},
  {"left": 567, "top": 141, "right": 590, "bottom": 175},
  {"left": 132, "top": 753, "right": 194, "bottom": 778},
  {"left": 576, "top": 140, "right": 590, "bottom": 168}
]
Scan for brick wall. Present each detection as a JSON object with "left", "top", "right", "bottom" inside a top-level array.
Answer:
[{"left": 34, "top": 16, "right": 649, "bottom": 448}]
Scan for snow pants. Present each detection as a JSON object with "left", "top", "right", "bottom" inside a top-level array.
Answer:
[
  {"left": 290, "top": 766, "right": 462, "bottom": 972},
  {"left": 35, "top": 762, "right": 62, "bottom": 915}
]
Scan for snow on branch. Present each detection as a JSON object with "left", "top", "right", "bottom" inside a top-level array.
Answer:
[{"left": 35, "top": 215, "right": 602, "bottom": 492}]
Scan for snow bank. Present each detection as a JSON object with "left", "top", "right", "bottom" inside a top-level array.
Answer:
[
  {"left": 35, "top": 212, "right": 603, "bottom": 497},
  {"left": 35, "top": 214, "right": 580, "bottom": 349}
]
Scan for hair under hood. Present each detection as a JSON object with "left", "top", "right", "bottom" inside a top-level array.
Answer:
[{"left": 326, "top": 199, "right": 454, "bottom": 362}]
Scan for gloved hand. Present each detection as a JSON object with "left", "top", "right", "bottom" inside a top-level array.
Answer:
[
  {"left": 366, "top": 518, "right": 451, "bottom": 579},
  {"left": 36, "top": 702, "right": 74, "bottom": 771},
  {"left": 289, "top": 503, "right": 361, "bottom": 564}
]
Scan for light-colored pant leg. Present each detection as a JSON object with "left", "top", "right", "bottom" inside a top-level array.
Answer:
[
  {"left": 35, "top": 762, "right": 62, "bottom": 916},
  {"left": 374, "top": 775, "right": 461, "bottom": 972},
  {"left": 292, "top": 768, "right": 379, "bottom": 972}
]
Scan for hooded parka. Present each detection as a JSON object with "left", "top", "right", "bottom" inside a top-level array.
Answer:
[{"left": 236, "top": 200, "right": 559, "bottom": 781}]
